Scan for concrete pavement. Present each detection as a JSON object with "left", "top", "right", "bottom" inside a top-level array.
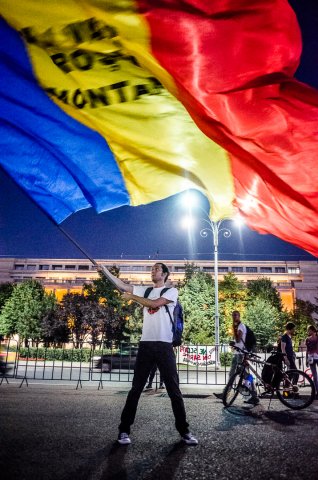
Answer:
[{"left": 0, "top": 383, "right": 318, "bottom": 480}]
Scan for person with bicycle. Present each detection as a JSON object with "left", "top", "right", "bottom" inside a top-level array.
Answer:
[
  {"left": 279, "top": 322, "right": 297, "bottom": 369},
  {"left": 278, "top": 321, "right": 300, "bottom": 395},
  {"left": 305, "top": 325, "right": 318, "bottom": 398},
  {"left": 228, "top": 311, "right": 259, "bottom": 405}
]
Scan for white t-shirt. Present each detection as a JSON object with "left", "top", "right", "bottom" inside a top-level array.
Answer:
[
  {"left": 133, "top": 286, "right": 178, "bottom": 342},
  {"left": 234, "top": 323, "right": 247, "bottom": 354}
]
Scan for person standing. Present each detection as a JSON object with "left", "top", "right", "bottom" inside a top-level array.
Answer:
[
  {"left": 279, "top": 322, "right": 297, "bottom": 370},
  {"left": 305, "top": 325, "right": 318, "bottom": 397},
  {"left": 228, "top": 310, "right": 259, "bottom": 405},
  {"left": 99, "top": 262, "right": 198, "bottom": 446},
  {"left": 228, "top": 311, "right": 246, "bottom": 379}
]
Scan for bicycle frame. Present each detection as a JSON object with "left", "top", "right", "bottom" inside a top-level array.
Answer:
[{"left": 223, "top": 345, "right": 315, "bottom": 410}]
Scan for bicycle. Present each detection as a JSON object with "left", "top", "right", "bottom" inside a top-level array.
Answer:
[{"left": 223, "top": 344, "right": 315, "bottom": 410}]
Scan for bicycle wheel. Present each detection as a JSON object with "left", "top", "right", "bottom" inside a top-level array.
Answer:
[
  {"left": 223, "top": 371, "right": 245, "bottom": 407},
  {"left": 298, "top": 368, "right": 313, "bottom": 388},
  {"left": 276, "top": 369, "right": 315, "bottom": 410}
]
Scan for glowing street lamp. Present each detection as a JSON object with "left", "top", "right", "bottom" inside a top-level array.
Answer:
[{"left": 181, "top": 191, "right": 241, "bottom": 366}]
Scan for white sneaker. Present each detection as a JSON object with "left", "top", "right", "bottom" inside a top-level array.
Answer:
[
  {"left": 118, "top": 432, "right": 131, "bottom": 445},
  {"left": 181, "top": 433, "right": 198, "bottom": 445}
]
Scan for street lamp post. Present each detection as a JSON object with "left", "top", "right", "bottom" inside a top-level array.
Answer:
[
  {"left": 180, "top": 191, "right": 236, "bottom": 367},
  {"left": 200, "top": 219, "right": 231, "bottom": 366}
]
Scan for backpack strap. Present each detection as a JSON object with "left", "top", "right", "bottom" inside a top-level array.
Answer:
[
  {"left": 160, "top": 287, "right": 170, "bottom": 296},
  {"left": 160, "top": 288, "right": 174, "bottom": 328},
  {"left": 144, "top": 287, "right": 153, "bottom": 298}
]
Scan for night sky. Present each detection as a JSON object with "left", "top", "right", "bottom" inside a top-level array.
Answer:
[
  {"left": 0, "top": 166, "right": 315, "bottom": 262},
  {"left": 0, "top": 0, "right": 317, "bottom": 263}
]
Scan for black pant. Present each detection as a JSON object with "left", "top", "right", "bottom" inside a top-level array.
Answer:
[
  {"left": 119, "top": 341, "right": 189, "bottom": 435},
  {"left": 287, "top": 356, "right": 298, "bottom": 385},
  {"left": 287, "top": 356, "right": 297, "bottom": 370}
]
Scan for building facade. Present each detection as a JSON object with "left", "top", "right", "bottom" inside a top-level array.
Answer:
[{"left": 1, "top": 257, "right": 318, "bottom": 309}]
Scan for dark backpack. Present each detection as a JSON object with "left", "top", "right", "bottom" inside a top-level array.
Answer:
[
  {"left": 261, "top": 353, "right": 283, "bottom": 387},
  {"left": 243, "top": 326, "right": 257, "bottom": 352},
  {"left": 144, "top": 287, "right": 183, "bottom": 347}
]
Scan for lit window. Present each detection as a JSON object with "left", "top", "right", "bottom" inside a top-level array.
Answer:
[{"left": 288, "top": 267, "right": 300, "bottom": 274}]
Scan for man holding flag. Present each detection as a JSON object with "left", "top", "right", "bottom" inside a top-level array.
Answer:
[{"left": 99, "top": 263, "right": 198, "bottom": 446}]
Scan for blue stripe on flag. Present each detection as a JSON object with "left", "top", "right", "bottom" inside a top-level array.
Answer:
[{"left": 0, "top": 17, "right": 129, "bottom": 223}]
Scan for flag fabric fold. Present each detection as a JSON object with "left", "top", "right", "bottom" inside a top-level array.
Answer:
[{"left": 0, "top": 0, "right": 318, "bottom": 256}]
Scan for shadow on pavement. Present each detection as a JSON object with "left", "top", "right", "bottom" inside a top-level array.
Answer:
[
  {"left": 100, "top": 443, "right": 130, "bottom": 480},
  {"left": 140, "top": 442, "right": 188, "bottom": 480},
  {"left": 218, "top": 402, "right": 318, "bottom": 431},
  {"left": 62, "top": 440, "right": 187, "bottom": 480},
  {"left": 62, "top": 444, "right": 115, "bottom": 480}
]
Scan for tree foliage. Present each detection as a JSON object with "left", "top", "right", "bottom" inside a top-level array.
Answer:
[
  {"left": 41, "top": 306, "right": 70, "bottom": 346},
  {"left": 83, "top": 266, "right": 139, "bottom": 344},
  {"left": 181, "top": 262, "right": 201, "bottom": 286},
  {"left": 0, "top": 280, "right": 57, "bottom": 345},
  {"left": 0, "top": 282, "right": 15, "bottom": 312},
  {"left": 179, "top": 271, "right": 215, "bottom": 344},
  {"left": 56, "top": 293, "right": 110, "bottom": 348},
  {"left": 247, "top": 277, "right": 283, "bottom": 312},
  {"left": 287, "top": 299, "right": 317, "bottom": 348},
  {"left": 244, "top": 297, "right": 279, "bottom": 348},
  {"left": 219, "top": 273, "right": 247, "bottom": 342}
]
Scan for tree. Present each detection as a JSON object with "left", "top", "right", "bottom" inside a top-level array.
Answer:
[
  {"left": 179, "top": 271, "right": 215, "bottom": 344},
  {"left": 41, "top": 307, "right": 70, "bottom": 346},
  {"left": 244, "top": 297, "right": 279, "bottom": 348},
  {"left": 181, "top": 262, "right": 200, "bottom": 286},
  {"left": 218, "top": 273, "right": 247, "bottom": 343},
  {"left": 287, "top": 299, "right": 317, "bottom": 349},
  {"left": 56, "top": 293, "right": 109, "bottom": 348},
  {"left": 0, "top": 280, "right": 57, "bottom": 345},
  {"left": 247, "top": 277, "right": 283, "bottom": 312},
  {"left": 0, "top": 282, "right": 15, "bottom": 312},
  {"left": 84, "top": 267, "right": 139, "bottom": 344}
]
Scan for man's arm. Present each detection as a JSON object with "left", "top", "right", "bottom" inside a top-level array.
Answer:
[
  {"left": 122, "top": 292, "right": 172, "bottom": 308},
  {"left": 97, "top": 265, "right": 133, "bottom": 293}
]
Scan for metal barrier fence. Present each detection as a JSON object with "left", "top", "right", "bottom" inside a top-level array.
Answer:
[{"left": 0, "top": 340, "right": 308, "bottom": 389}]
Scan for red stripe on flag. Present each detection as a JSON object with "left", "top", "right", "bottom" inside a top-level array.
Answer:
[{"left": 138, "top": 0, "right": 318, "bottom": 255}]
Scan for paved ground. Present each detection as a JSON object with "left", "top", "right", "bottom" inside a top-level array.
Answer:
[{"left": 1, "top": 382, "right": 318, "bottom": 480}]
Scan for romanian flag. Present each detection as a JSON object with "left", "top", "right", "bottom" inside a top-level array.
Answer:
[{"left": 0, "top": 1, "right": 318, "bottom": 255}]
